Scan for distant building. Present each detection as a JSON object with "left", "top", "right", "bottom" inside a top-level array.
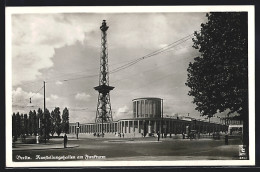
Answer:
[
  {"left": 69, "top": 97, "right": 228, "bottom": 137},
  {"left": 228, "top": 124, "right": 243, "bottom": 135}
]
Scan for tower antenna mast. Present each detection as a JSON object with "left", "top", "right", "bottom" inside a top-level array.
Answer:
[{"left": 94, "top": 20, "right": 114, "bottom": 136}]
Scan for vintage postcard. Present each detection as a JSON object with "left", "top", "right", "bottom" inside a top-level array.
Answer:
[{"left": 6, "top": 6, "right": 255, "bottom": 167}]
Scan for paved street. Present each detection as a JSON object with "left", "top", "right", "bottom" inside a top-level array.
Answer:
[{"left": 13, "top": 136, "right": 242, "bottom": 161}]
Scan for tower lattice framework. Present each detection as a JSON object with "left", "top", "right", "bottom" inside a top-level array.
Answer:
[{"left": 94, "top": 20, "right": 114, "bottom": 123}]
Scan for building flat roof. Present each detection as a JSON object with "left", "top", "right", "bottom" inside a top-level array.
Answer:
[{"left": 132, "top": 97, "right": 162, "bottom": 101}]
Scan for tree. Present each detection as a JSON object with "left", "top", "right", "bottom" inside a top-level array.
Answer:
[
  {"left": 20, "top": 114, "right": 25, "bottom": 136},
  {"left": 53, "top": 107, "right": 62, "bottom": 136},
  {"left": 186, "top": 12, "right": 248, "bottom": 156},
  {"left": 32, "top": 110, "right": 37, "bottom": 136},
  {"left": 28, "top": 110, "right": 33, "bottom": 135},
  {"left": 45, "top": 109, "right": 51, "bottom": 140},
  {"left": 15, "top": 112, "right": 21, "bottom": 137},
  {"left": 12, "top": 113, "right": 17, "bottom": 141},
  {"left": 50, "top": 110, "right": 56, "bottom": 136},
  {"left": 62, "top": 107, "right": 70, "bottom": 134},
  {"left": 24, "top": 114, "right": 28, "bottom": 136}
]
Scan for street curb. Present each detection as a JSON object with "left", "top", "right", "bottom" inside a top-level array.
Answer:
[{"left": 13, "top": 145, "right": 79, "bottom": 151}]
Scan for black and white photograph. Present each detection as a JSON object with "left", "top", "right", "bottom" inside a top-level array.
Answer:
[{"left": 5, "top": 6, "right": 255, "bottom": 167}]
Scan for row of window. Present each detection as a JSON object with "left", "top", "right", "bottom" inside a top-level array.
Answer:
[{"left": 133, "top": 100, "right": 161, "bottom": 117}]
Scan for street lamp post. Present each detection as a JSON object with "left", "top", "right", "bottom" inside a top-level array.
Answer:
[
  {"left": 43, "top": 81, "right": 47, "bottom": 144},
  {"left": 36, "top": 117, "right": 40, "bottom": 144},
  {"left": 76, "top": 122, "right": 80, "bottom": 139}
]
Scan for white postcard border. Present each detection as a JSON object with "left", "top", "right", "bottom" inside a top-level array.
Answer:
[{"left": 6, "top": 5, "right": 255, "bottom": 167}]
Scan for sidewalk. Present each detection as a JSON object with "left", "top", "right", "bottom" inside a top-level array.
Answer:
[{"left": 13, "top": 143, "right": 79, "bottom": 151}]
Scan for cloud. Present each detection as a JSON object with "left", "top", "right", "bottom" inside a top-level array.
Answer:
[
  {"left": 159, "top": 44, "right": 169, "bottom": 48},
  {"left": 45, "top": 94, "right": 59, "bottom": 101},
  {"left": 75, "top": 92, "right": 91, "bottom": 101},
  {"left": 45, "top": 94, "right": 70, "bottom": 110},
  {"left": 50, "top": 94, "right": 59, "bottom": 100},
  {"left": 12, "top": 87, "right": 43, "bottom": 108},
  {"left": 12, "top": 87, "right": 43, "bottom": 101},
  {"left": 46, "top": 94, "right": 59, "bottom": 106},
  {"left": 55, "top": 81, "right": 63, "bottom": 85},
  {"left": 12, "top": 14, "right": 96, "bottom": 85},
  {"left": 113, "top": 105, "right": 132, "bottom": 120},
  {"left": 118, "top": 105, "right": 129, "bottom": 113}
]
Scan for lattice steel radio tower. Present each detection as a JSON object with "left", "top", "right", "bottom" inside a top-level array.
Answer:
[{"left": 94, "top": 20, "right": 114, "bottom": 124}]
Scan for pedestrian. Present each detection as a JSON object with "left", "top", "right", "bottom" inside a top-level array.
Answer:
[
  {"left": 225, "top": 134, "right": 229, "bottom": 145},
  {"left": 122, "top": 133, "right": 124, "bottom": 138},
  {"left": 64, "top": 133, "right": 68, "bottom": 148},
  {"left": 157, "top": 132, "right": 160, "bottom": 141}
]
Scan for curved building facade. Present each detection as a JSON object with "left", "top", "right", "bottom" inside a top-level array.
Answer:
[
  {"left": 69, "top": 97, "right": 228, "bottom": 137},
  {"left": 133, "top": 97, "right": 162, "bottom": 119}
]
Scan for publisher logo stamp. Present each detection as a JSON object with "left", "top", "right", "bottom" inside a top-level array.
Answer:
[{"left": 239, "top": 145, "right": 247, "bottom": 159}]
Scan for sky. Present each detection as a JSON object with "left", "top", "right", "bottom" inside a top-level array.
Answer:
[{"left": 11, "top": 12, "right": 227, "bottom": 123}]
